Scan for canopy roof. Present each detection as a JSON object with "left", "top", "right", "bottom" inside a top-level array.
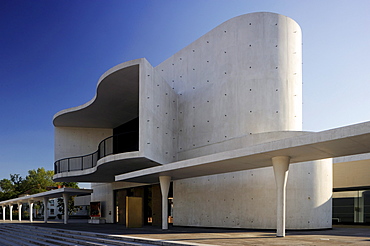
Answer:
[
  {"left": 116, "top": 121, "right": 370, "bottom": 183},
  {"left": 0, "top": 188, "right": 93, "bottom": 205}
]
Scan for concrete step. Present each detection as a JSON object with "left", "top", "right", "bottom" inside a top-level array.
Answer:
[
  {"left": 1, "top": 225, "right": 120, "bottom": 246},
  {"left": 0, "top": 227, "right": 53, "bottom": 246},
  {"left": 1, "top": 224, "right": 158, "bottom": 246},
  {"left": 0, "top": 233, "right": 29, "bottom": 246},
  {"left": 0, "top": 226, "right": 76, "bottom": 246},
  {"left": 0, "top": 229, "right": 53, "bottom": 246},
  {"left": 39, "top": 227, "right": 161, "bottom": 246},
  {"left": 17, "top": 229, "right": 106, "bottom": 246}
]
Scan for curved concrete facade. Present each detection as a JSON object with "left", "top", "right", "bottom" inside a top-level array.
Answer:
[
  {"left": 156, "top": 12, "right": 302, "bottom": 155},
  {"left": 154, "top": 12, "right": 330, "bottom": 230},
  {"left": 53, "top": 12, "right": 332, "bottom": 230},
  {"left": 174, "top": 159, "right": 332, "bottom": 230}
]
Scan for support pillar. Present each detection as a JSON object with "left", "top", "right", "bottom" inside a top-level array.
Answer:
[
  {"left": 18, "top": 203, "right": 22, "bottom": 221},
  {"left": 2, "top": 206, "right": 5, "bottom": 221},
  {"left": 272, "top": 156, "right": 290, "bottom": 237},
  {"left": 63, "top": 193, "right": 69, "bottom": 224},
  {"left": 9, "top": 205, "right": 13, "bottom": 221},
  {"left": 159, "top": 176, "right": 171, "bottom": 230},
  {"left": 29, "top": 202, "right": 34, "bottom": 222},
  {"left": 43, "top": 197, "right": 48, "bottom": 223}
]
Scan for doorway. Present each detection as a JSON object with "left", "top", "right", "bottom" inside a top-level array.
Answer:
[{"left": 114, "top": 183, "right": 173, "bottom": 226}]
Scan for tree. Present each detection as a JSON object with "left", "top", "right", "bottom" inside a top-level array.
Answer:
[
  {"left": 1, "top": 168, "right": 81, "bottom": 220},
  {"left": 0, "top": 174, "right": 27, "bottom": 201},
  {"left": 24, "top": 168, "right": 55, "bottom": 194},
  {"left": 0, "top": 168, "right": 79, "bottom": 202}
]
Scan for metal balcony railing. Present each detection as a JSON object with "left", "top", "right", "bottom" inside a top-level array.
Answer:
[{"left": 54, "top": 131, "right": 138, "bottom": 174}]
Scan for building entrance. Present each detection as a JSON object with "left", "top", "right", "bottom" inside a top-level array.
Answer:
[{"left": 114, "top": 183, "right": 173, "bottom": 227}]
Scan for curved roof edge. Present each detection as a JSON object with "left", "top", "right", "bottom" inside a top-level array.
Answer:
[
  {"left": 226, "top": 12, "right": 301, "bottom": 32},
  {"left": 53, "top": 58, "right": 151, "bottom": 128},
  {"left": 155, "top": 11, "right": 301, "bottom": 71}
]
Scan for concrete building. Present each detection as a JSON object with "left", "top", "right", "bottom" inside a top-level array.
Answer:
[{"left": 52, "top": 12, "right": 370, "bottom": 236}]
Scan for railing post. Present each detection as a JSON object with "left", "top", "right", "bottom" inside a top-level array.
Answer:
[
  {"left": 98, "top": 144, "right": 100, "bottom": 159},
  {"left": 103, "top": 140, "right": 106, "bottom": 157},
  {"left": 81, "top": 156, "right": 83, "bottom": 170},
  {"left": 68, "top": 159, "right": 70, "bottom": 172}
]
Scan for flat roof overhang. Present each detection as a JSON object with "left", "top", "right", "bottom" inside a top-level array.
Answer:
[
  {"left": 116, "top": 121, "right": 370, "bottom": 183},
  {"left": 0, "top": 188, "right": 93, "bottom": 206},
  {"left": 53, "top": 59, "right": 144, "bottom": 128}
]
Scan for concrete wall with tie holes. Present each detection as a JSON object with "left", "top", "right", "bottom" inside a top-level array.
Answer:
[{"left": 153, "top": 12, "right": 332, "bottom": 229}]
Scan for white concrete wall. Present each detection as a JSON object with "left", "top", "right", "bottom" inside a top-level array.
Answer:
[
  {"left": 90, "top": 183, "right": 114, "bottom": 223},
  {"left": 178, "top": 131, "right": 307, "bottom": 160},
  {"left": 156, "top": 12, "right": 302, "bottom": 157},
  {"left": 139, "top": 59, "right": 178, "bottom": 164},
  {"left": 54, "top": 127, "right": 112, "bottom": 161},
  {"left": 158, "top": 12, "right": 331, "bottom": 230},
  {"left": 174, "top": 159, "right": 332, "bottom": 229},
  {"left": 74, "top": 195, "right": 91, "bottom": 206}
]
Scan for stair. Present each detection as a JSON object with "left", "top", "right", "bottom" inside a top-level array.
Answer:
[
  {"left": 0, "top": 225, "right": 77, "bottom": 246},
  {"left": 0, "top": 224, "right": 164, "bottom": 246}
]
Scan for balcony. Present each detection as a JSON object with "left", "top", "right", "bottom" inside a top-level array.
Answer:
[
  {"left": 53, "top": 59, "right": 162, "bottom": 182},
  {"left": 54, "top": 131, "right": 139, "bottom": 175}
]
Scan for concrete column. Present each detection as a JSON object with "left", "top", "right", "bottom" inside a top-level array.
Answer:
[
  {"left": 63, "top": 193, "right": 69, "bottom": 224},
  {"left": 272, "top": 156, "right": 290, "bottom": 237},
  {"left": 18, "top": 203, "right": 22, "bottom": 221},
  {"left": 10, "top": 205, "right": 13, "bottom": 221},
  {"left": 43, "top": 197, "right": 48, "bottom": 223},
  {"left": 2, "top": 206, "right": 5, "bottom": 221},
  {"left": 29, "top": 202, "right": 34, "bottom": 222},
  {"left": 159, "top": 176, "right": 171, "bottom": 230}
]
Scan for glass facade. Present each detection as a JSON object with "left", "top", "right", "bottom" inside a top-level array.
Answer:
[{"left": 333, "top": 190, "right": 370, "bottom": 223}]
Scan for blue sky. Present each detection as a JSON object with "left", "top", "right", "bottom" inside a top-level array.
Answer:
[{"left": 1, "top": 0, "right": 370, "bottom": 181}]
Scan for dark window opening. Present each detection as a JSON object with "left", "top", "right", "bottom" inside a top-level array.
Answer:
[{"left": 113, "top": 117, "right": 139, "bottom": 154}]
